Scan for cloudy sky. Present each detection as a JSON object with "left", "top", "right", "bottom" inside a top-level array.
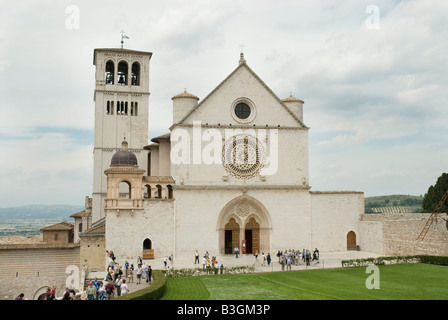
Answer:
[{"left": 0, "top": 0, "right": 447, "bottom": 208}]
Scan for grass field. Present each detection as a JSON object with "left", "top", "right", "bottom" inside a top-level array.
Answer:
[{"left": 161, "top": 264, "right": 448, "bottom": 300}]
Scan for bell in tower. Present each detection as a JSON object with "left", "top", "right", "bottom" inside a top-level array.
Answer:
[
  {"left": 117, "top": 61, "right": 128, "bottom": 85},
  {"left": 118, "top": 74, "right": 126, "bottom": 85}
]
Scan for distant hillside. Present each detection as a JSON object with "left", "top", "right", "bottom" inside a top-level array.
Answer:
[
  {"left": 365, "top": 195, "right": 423, "bottom": 213},
  {"left": 0, "top": 204, "right": 84, "bottom": 220}
]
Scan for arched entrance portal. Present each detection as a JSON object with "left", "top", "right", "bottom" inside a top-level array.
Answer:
[{"left": 217, "top": 195, "right": 271, "bottom": 255}]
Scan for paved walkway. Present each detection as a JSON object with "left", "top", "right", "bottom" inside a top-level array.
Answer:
[{"left": 112, "top": 251, "right": 381, "bottom": 296}]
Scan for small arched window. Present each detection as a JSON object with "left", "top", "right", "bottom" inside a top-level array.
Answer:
[
  {"left": 156, "top": 185, "right": 162, "bottom": 199},
  {"left": 119, "top": 181, "right": 132, "bottom": 199},
  {"left": 131, "top": 62, "right": 140, "bottom": 86},
  {"left": 143, "top": 238, "right": 152, "bottom": 250},
  {"left": 167, "top": 185, "right": 173, "bottom": 199},
  {"left": 105, "top": 60, "right": 114, "bottom": 84},
  {"left": 145, "top": 185, "right": 151, "bottom": 198}
]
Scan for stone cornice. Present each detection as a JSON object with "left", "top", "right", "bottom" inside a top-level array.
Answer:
[
  {"left": 309, "top": 191, "right": 364, "bottom": 195},
  {"left": 170, "top": 123, "right": 308, "bottom": 131},
  {"left": 104, "top": 167, "right": 146, "bottom": 174},
  {"left": 94, "top": 147, "right": 145, "bottom": 153},
  {"left": 0, "top": 243, "right": 80, "bottom": 250},
  {"left": 94, "top": 89, "right": 150, "bottom": 96},
  {"left": 174, "top": 184, "right": 311, "bottom": 191},
  {"left": 143, "top": 176, "right": 175, "bottom": 183}
]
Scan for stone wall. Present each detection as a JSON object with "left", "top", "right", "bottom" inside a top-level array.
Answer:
[
  {"left": 360, "top": 213, "right": 448, "bottom": 256},
  {"left": 310, "top": 191, "right": 365, "bottom": 252},
  {"left": 80, "top": 234, "right": 105, "bottom": 273},
  {"left": 105, "top": 199, "right": 174, "bottom": 266},
  {"left": 0, "top": 244, "right": 80, "bottom": 300}
]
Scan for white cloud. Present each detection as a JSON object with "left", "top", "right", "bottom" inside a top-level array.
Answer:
[{"left": 0, "top": 0, "right": 447, "bottom": 206}]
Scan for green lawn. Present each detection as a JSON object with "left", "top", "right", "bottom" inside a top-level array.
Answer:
[{"left": 161, "top": 264, "right": 448, "bottom": 300}]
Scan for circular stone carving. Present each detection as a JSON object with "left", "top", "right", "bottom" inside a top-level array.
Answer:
[
  {"left": 222, "top": 134, "right": 265, "bottom": 179},
  {"left": 236, "top": 201, "right": 250, "bottom": 217}
]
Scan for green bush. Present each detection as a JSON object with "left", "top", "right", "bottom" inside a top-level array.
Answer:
[
  {"left": 342, "top": 255, "right": 448, "bottom": 268},
  {"left": 417, "top": 255, "right": 448, "bottom": 266},
  {"left": 114, "top": 270, "right": 166, "bottom": 300}
]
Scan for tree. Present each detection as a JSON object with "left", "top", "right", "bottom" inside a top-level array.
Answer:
[{"left": 422, "top": 173, "right": 448, "bottom": 213}]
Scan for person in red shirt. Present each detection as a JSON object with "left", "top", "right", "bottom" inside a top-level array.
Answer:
[{"left": 105, "top": 281, "right": 115, "bottom": 300}]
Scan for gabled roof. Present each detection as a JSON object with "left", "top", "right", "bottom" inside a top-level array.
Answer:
[
  {"left": 151, "top": 133, "right": 170, "bottom": 143},
  {"left": 70, "top": 209, "right": 90, "bottom": 218},
  {"left": 40, "top": 221, "right": 73, "bottom": 232},
  {"left": 177, "top": 58, "right": 308, "bottom": 129}
]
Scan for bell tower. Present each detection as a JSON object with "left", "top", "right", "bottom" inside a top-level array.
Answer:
[{"left": 91, "top": 48, "right": 152, "bottom": 224}]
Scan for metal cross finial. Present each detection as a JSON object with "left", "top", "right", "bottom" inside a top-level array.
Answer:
[{"left": 120, "top": 30, "right": 129, "bottom": 49}]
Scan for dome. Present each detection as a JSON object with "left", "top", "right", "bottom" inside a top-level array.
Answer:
[
  {"left": 282, "top": 94, "right": 304, "bottom": 103},
  {"left": 171, "top": 90, "right": 199, "bottom": 100},
  {"left": 111, "top": 141, "right": 138, "bottom": 166}
]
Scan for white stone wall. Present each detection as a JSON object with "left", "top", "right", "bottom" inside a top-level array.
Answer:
[
  {"left": 171, "top": 127, "right": 309, "bottom": 187},
  {"left": 358, "top": 219, "right": 383, "bottom": 254},
  {"left": 181, "top": 65, "right": 301, "bottom": 128},
  {"left": 173, "top": 188, "right": 313, "bottom": 258},
  {"left": 105, "top": 200, "right": 174, "bottom": 264},
  {"left": 309, "top": 192, "right": 364, "bottom": 252}
]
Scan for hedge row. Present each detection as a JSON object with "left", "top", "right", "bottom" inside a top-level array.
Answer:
[
  {"left": 342, "top": 255, "right": 448, "bottom": 268},
  {"left": 114, "top": 270, "right": 166, "bottom": 300}
]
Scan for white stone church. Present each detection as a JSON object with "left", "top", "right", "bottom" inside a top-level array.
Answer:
[
  {"left": 3, "top": 46, "right": 446, "bottom": 300},
  {"left": 81, "top": 47, "right": 364, "bottom": 267}
]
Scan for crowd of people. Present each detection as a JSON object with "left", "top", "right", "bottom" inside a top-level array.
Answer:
[
  {"left": 230, "top": 247, "right": 320, "bottom": 270},
  {"left": 275, "top": 248, "right": 320, "bottom": 270},
  {"left": 199, "top": 250, "right": 225, "bottom": 274},
  {"left": 15, "top": 247, "right": 320, "bottom": 300}
]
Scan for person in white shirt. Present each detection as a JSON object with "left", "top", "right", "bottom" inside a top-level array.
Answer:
[
  {"left": 115, "top": 274, "right": 123, "bottom": 296},
  {"left": 120, "top": 279, "right": 130, "bottom": 295},
  {"left": 136, "top": 265, "right": 142, "bottom": 284}
]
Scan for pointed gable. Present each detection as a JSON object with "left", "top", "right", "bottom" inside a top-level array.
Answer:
[{"left": 177, "top": 58, "right": 308, "bottom": 129}]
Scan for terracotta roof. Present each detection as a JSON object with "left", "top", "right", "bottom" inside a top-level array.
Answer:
[
  {"left": 172, "top": 91, "right": 199, "bottom": 100},
  {"left": 151, "top": 133, "right": 170, "bottom": 143},
  {"left": 282, "top": 95, "right": 304, "bottom": 103},
  {"left": 40, "top": 221, "right": 73, "bottom": 232},
  {"left": 0, "top": 234, "right": 43, "bottom": 244},
  {"left": 80, "top": 220, "right": 105, "bottom": 236},
  {"left": 70, "top": 209, "right": 90, "bottom": 218},
  {"left": 143, "top": 142, "right": 159, "bottom": 150}
]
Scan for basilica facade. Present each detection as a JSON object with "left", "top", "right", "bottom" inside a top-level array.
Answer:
[{"left": 84, "top": 47, "right": 364, "bottom": 266}]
